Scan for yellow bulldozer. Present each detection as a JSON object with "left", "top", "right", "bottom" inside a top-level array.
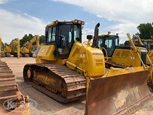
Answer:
[
  {"left": 21, "top": 35, "right": 40, "bottom": 57},
  {"left": 91, "top": 23, "right": 153, "bottom": 90},
  {"left": 0, "top": 37, "right": 29, "bottom": 114},
  {"left": 3, "top": 38, "right": 21, "bottom": 58},
  {"left": 132, "top": 37, "right": 153, "bottom": 63},
  {"left": 23, "top": 19, "right": 152, "bottom": 115},
  {"left": 127, "top": 36, "right": 153, "bottom": 91},
  {"left": 0, "top": 37, "right": 5, "bottom": 57},
  {"left": 0, "top": 60, "right": 30, "bottom": 115},
  {"left": 4, "top": 43, "right": 11, "bottom": 57}
]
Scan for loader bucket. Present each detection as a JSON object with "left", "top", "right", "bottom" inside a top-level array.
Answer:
[{"left": 85, "top": 69, "right": 152, "bottom": 115}]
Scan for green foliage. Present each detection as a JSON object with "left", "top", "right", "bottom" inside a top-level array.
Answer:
[
  {"left": 20, "top": 34, "right": 45, "bottom": 46},
  {"left": 20, "top": 34, "right": 34, "bottom": 46},
  {"left": 40, "top": 35, "right": 45, "bottom": 44},
  {"left": 137, "top": 23, "right": 153, "bottom": 39}
]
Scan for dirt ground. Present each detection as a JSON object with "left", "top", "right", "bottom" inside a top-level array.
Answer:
[{"left": 1, "top": 57, "right": 153, "bottom": 115}]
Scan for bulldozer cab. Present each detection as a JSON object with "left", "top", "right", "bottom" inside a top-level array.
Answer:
[
  {"left": 139, "top": 40, "right": 153, "bottom": 51},
  {"left": 97, "top": 34, "right": 119, "bottom": 57},
  {"left": 44, "top": 20, "right": 84, "bottom": 59},
  {"left": 129, "top": 37, "right": 153, "bottom": 51}
]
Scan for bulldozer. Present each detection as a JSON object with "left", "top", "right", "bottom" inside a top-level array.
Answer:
[
  {"left": 0, "top": 37, "right": 29, "bottom": 114},
  {"left": 0, "top": 37, "right": 5, "bottom": 57},
  {"left": 4, "top": 43, "right": 12, "bottom": 57},
  {"left": 23, "top": 19, "right": 152, "bottom": 115},
  {"left": 21, "top": 35, "right": 40, "bottom": 57},
  {"left": 127, "top": 36, "right": 153, "bottom": 91},
  {"left": 131, "top": 37, "right": 153, "bottom": 63},
  {"left": 3, "top": 38, "right": 21, "bottom": 58},
  {"left": 10, "top": 39, "right": 21, "bottom": 58},
  {"left": 91, "top": 23, "right": 153, "bottom": 90},
  {"left": 0, "top": 60, "right": 30, "bottom": 115},
  {"left": 0, "top": 61, "right": 30, "bottom": 115}
]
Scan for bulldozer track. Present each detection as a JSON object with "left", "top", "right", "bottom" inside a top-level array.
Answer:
[
  {"left": 0, "top": 60, "right": 19, "bottom": 102},
  {"left": 23, "top": 64, "right": 86, "bottom": 103},
  {"left": 0, "top": 60, "right": 30, "bottom": 115}
]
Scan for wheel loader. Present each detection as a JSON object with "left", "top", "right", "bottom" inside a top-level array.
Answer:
[{"left": 23, "top": 19, "right": 152, "bottom": 115}]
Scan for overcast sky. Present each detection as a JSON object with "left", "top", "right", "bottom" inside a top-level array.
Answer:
[{"left": 0, "top": 0, "right": 153, "bottom": 43}]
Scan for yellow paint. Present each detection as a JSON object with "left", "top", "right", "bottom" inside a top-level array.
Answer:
[
  {"left": 27, "top": 69, "right": 31, "bottom": 78},
  {"left": 66, "top": 41, "right": 105, "bottom": 77},
  {"left": 21, "top": 35, "right": 40, "bottom": 55},
  {"left": 17, "top": 38, "right": 20, "bottom": 58},
  {"left": 35, "top": 74, "right": 56, "bottom": 85},
  {"left": 36, "top": 45, "right": 56, "bottom": 63}
]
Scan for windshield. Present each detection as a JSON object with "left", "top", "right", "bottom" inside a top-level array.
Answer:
[
  {"left": 58, "top": 24, "right": 81, "bottom": 42},
  {"left": 54, "top": 23, "right": 82, "bottom": 58},
  {"left": 97, "top": 36, "right": 119, "bottom": 48},
  {"left": 45, "top": 23, "right": 82, "bottom": 58},
  {"left": 56, "top": 24, "right": 81, "bottom": 48},
  {"left": 97, "top": 36, "right": 119, "bottom": 57},
  {"left": 45, "top": 24, "right": 81, "bottom": 45}
]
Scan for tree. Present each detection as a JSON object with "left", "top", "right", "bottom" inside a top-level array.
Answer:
[
  {"left": 20, "top": 34, "right": 34, "bottom": 46},
  {"left": 40, "top": 35, "right": 45, "bottom": 44},
  {"left": 20, "top": 34, "right": 45, "bottom": 46},
  {"left": 137, "top": 23, "right": 153, "bottom": 39}
]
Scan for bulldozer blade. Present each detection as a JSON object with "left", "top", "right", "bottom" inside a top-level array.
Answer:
[{"left": 85, "top": 69, "right": 152, "bottom": 115}]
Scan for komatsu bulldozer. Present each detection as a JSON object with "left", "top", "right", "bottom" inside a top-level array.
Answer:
[
  {"left": 91, "top": 23, "right": 153, "bottom": 90},
  {"left": 10, "top": 39, "right": 21, "bottom": 57},
  {"left": 127, "top": 36, "right": 153, "bottom": 91},
  {"left": 23, "top": 19, "right": 152, "bottom": 115},
  {"left": 132, "top": 37, "right": 153, "bottom": 63},
  {"left": 4, "top": 43, "right": 11, "bottom": 57},
  {"left": 21, "top": 35, "right": 40, "bottom": 57},
  {"left": 0, "top": 38, "right": 29, "bottom": 114},
  {"left": 3, "top": 38, "right": 21, "bottom": 58},
  {"left": 0, "top": 37, "right": 5, "bottom": 57},
  {"left": 0, "top": 61, "right": 29, "bottom": 114}
]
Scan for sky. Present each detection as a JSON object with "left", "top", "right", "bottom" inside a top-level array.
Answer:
[{"left": 0, "top": 0, "right": 153, "bottom": 44}]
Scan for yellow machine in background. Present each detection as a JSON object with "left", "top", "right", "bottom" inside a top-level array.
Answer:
[
  {"left": 4, "top": 43, "right": 11, "bottom": 57},
  {"left": 132, "top": 37, "right": 153, "bottom": 63},
  {"left": 91, "top": 23, "right": 153, "bottom": 91},
  {"left": 10, "top": 39, "right": 21, "bottom": 58},
  {"left": 0, "top": 39, "right": 29, "bottom": 114},
  {"left": 23, "top": 19, "right": 152, "bottom": 115},
  {"left": 3, "top": 39, "right": 20, "bottom": 58},
  {"left": 129, "top": 36, "right": 153, "bottom": 91},
  {"left": 0, "top": 38, "right": 10, "bottom": 57},
  {"left": 21, "top": 35, "right": 40, "bottom": 57}
]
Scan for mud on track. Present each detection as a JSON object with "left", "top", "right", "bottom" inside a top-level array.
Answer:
[{"left": 1, "top": 57, "right": 153, "bottom": 115}]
